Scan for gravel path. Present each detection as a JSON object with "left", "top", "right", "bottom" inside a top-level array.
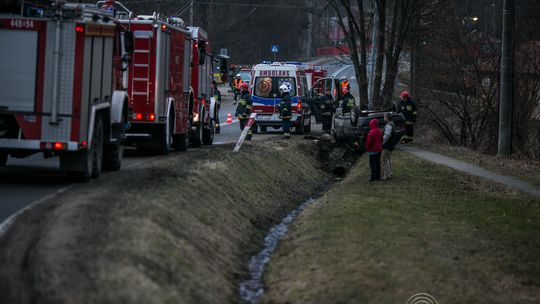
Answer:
[{"left": 399, "top": 145, "right": 540, "bottom": 198}]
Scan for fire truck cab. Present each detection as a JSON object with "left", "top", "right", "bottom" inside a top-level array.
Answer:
[{"left": 0, "top": 1, "right": 131, "bottom": 181}]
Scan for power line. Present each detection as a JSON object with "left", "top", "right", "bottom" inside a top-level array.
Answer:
[{"left": 124, "top": 0, "right": 306, "bottom": 9}]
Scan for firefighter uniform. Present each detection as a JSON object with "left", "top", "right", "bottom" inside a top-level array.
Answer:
[
  {"left": 400, "top": 97, "right": 417, "bottom": 142},
  {"left": 232, "top": 77, "right": 243, "bottom": 104},
  {"left": 235, "top": 90, "right": 253, "bottom": 140},
  {"left": 279, "top": 93, "right": 292, "bottom": 139},
  {"left": 320, "top": 91, "right": 335, "bottom": 133},
  {"left": 211, "top": 86, "right": 221, "bottom": 134},
  {"left": 341, "top": 91, "right": 355, "bottom": 114}
]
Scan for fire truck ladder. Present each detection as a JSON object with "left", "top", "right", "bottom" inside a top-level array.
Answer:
[{"left": 131, "top": 31, "right": 153, "bottom": 102}]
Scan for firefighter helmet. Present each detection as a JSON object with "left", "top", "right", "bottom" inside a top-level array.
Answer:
[
  {"left": 236, "top": 74, "right": 241, "bottom": 77},
  {"left": 241, "top": 83, "right": 249, "bottom": 91},
  {"left": 279, "top": 84, "right": 290, "bottom": 93},
  {"left": 400, "top": 91, "right": 410, "bottom": 99}
]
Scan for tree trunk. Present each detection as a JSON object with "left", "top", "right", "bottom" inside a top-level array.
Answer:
[
  {"left": 382, "top": 0, "right": 415, "bottom": 108},
  {"left": 332, "top": 0, "right": 369, "bottom": 106},
  {"left": 373, "top": 0, "right": 386, "bottom": 110}
]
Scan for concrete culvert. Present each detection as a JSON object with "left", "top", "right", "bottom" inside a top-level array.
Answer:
[
  {"left": 332, "top": 166, "right": 347, "bottom": 177},
  {"left": 318, "top": 136, "right": 360, "bottom": 178}
]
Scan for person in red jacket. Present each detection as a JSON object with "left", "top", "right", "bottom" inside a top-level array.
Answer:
[{"left": 365, "top": 118, "right": 383, "bottom": 181}]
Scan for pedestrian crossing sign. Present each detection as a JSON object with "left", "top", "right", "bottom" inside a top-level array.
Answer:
[{"left": 271, "top": 45, "right": 279, "bottom": 53}]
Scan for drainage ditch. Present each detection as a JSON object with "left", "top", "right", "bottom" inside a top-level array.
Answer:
[
  {"left": 239, "top": 197, "right": 317, "bottom": 303},
  {"left": 238, "top": 138, "right": 360, "bottom": 303}
]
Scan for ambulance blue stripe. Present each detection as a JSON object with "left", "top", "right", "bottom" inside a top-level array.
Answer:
[{"left": 252, "top": 95, "right": 299, "bottom": 106}]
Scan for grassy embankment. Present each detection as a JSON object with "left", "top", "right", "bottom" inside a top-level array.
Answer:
[
  {"left": 263, "top": 151, "right": 540, "bottom": 304},
  {"left": 0, "top": 139, "right": 331, "bottom": 304}
]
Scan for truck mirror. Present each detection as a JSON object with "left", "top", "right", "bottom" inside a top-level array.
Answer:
[
  {"left": 198, "top": 40, "right": 206, "bottom": 65},
  {"left": 123, "top": 31, "right": 134, "bottom": 54},
  {"left": 220, "top": 59, "right": 227, "bottom": 76}
]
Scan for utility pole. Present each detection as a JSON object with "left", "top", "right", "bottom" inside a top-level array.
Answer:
[
  {"left": 498, "top": 0, "right": 513, "bottom": 156},
  {"left": 306, "top": 0, "right": 313, "bottom": 58},
  {"left": 369, "top": 6, "right": 377, "bottom": 109},
  {"left": 189, "top": 0, "right": 194, "bottom": 25}
]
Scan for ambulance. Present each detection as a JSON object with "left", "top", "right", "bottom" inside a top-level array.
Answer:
[{"left": 250, "top": 62, "right": 311, "bottom": 134}]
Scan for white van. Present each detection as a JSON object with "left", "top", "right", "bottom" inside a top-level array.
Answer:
[{"left": 250, "top": 62, "right": 311, "bottom": 134}]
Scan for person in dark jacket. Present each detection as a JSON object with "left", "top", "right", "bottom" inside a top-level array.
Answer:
[
  {"left": 210, "top": 80, "right": 222, "bottom": 134},
  {"left": 320, "top": 88, "right": 335, "bottom": 133},
  {"left": 235, "top": 82, "right": 253, "bottom": 140},
  {"left": 381, "top": 112, "right": 396, "bottom": 179},
  {"left": 341, "top": 87, "right": 355, "bottom": 114},
  {"left": 278, "top": 84, "right": 292, "bottom": 139},
  {"left": 398, "top": 91, "right": 417, "bottom": 143},
  {"left": 365, "top": 118, "right": 383, "bottom": 181}
]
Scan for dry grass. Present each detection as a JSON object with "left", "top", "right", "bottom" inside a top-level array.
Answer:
[
  {"left": 262, "top": 151, "right": 540, "bottom": 304},
  {"left": 0, "top": 139, "right": 331, "bottom": 304}
]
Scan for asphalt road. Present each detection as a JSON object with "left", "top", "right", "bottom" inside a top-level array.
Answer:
[{"left": 0, "top": 87, "right": 243, "bottom": 224}]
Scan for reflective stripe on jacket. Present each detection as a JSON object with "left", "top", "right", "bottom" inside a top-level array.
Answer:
[
  {"left": 279, "top": 94, "right": 292, "bottom": 119},
  {"left": 320, "top": 94, "right": 335, "bottom": 115},
  {"left": 235, "top": 91, "right": 252, "bottom": 118}
]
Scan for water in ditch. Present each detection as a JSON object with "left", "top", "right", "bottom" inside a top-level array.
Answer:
[{"left": 239, "top": 198, "right": 316, "bottom": 304}]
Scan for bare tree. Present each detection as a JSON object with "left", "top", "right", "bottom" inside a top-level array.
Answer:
[
  {"left": 416, "top": 0, "right": 540, "bottom": 158},
  {"left": 326, "top": 0, "right": 421, "bottom": 109}
]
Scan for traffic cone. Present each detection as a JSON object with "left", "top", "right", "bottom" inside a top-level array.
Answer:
[{"left": 226, "top": 112, "right": 233, "bottom": 124}]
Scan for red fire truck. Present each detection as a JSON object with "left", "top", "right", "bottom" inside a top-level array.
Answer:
[
  {"left": 0, "top": 2, "right": 131, "bottom": 181},
  {"left": 118, "top": 15, "right": 215, "bottom": 153},
  {"left": 303, "top": 63, "right": 328, "bottom": 90},
  {"left": 188, "top": 26, "right": 215, "bottom": 147}
]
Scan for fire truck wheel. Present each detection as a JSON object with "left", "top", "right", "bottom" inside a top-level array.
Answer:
[
  {"left": 260, "top": 126, "right": 267, "bottom": 133},
  {"left": 90, "top": 115, "right": 104, "bottom": 179},
  {"left": 158, "top": 117, "right": 173, "bottom": 155},
  {"left": 103, "top": 143, "right": 123, "bottom": 171},
  {"left": 190, "top": 120, "right": 203, "bottom": 148},
  {"left": 0, "top": 152, "right": 8, "bottom": 166},
  {"left": 202, "top": 119, "right": 215, "bottom": 145},
  {"left": 103, "top": 113, "right": 126, "bottom": 171},
  {"left": 173, "top": 119, "right": 190, "bottom": 151},
  {"left": 173, "top": 134, "right": 188, "bottom": 151}
]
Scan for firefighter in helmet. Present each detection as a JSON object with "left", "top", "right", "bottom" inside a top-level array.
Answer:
[
  {"left": 232, "top": 74, "right": 243, "bottom": 105},
  {"left": 278, "top": 84, "right": 292, "bottom": 139},
  {"left": 341, "top": 86, "right": 356, "bottom": 114},
  {"left": 210, "top": 80, "right": 222, "bottom": 134},
  {"left": 398, "top": 91, "right": 417, "bottom": 143},
  {"left": 320, "top": 87, "right": 335, "bottom": 133},
  {"left": 341, "top": 76, "right": 350, "bottom": 91},
  {"left": 235, "top": 82, "right": 253, "bottom": 140}
]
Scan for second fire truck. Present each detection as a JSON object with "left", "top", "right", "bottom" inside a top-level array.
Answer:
[{"left": 119, "top": 14, "right": 216, "bottom": 153}]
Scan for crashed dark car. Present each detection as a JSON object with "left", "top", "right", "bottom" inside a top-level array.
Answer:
[{"left": 332, "top": 107, "right": 406, "bottom": 152}]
